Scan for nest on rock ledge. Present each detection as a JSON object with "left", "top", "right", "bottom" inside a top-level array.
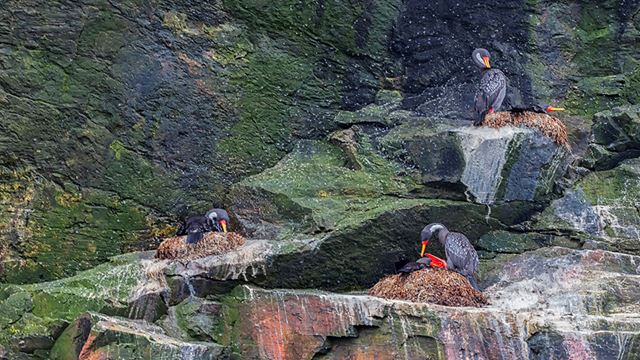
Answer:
[
  {"left": 483, "top": 111, "right": 569, "bottom": 147},
  {"left": 155, "top": 232, "right": 246, "bottom": 260},
  {"left": 368, "top": 268, "right": 488, "bottom": 307}
]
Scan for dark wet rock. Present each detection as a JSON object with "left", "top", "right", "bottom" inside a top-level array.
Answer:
[
  {"left": 477, "top": 230, "right": 580, "bottom": 255},
  {"left": 1, "top": 0, "right": 639, "bottom": 285},
  {"left": 126, "top": 291, "right": 168, "bottom": 323},
  {"left": 216, "top": 246, "right": 640, "bottom": 359},
  {"left": 380, "top": 118, "right": 571, "bottom": 204},
  {"left": 527, "top": 331, "right": 569, "bottom": 360},
  {"left": 585, "top": 105, "right": 640, "bottom": 170},
  {"left": 394, "top": 0, "right": 535, "bottom": 116},
  {"left": 13, "top": 335, "right": 54, "bottom": 354}
]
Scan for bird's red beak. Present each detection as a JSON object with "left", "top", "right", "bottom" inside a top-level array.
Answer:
[
  {"left": 546, "top": 106, "right": 565, "bottom": 113},
  {"left": 220, "top": 220, "right": 228, "bottom": 233},
  {"left": 482, "top": 56, "right": 491, "bottom": 69},
  {"left": 420, "top": 240, "right": 428, "bottom": 257}
]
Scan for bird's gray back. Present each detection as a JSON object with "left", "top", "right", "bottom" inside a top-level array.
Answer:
[
  {"left": 444, "top": 232, "right": 479, "bottom": 275},
  {"left": 476, "top": 69, "right": 506, "bottom": 110}
]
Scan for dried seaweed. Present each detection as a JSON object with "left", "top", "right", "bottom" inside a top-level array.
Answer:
[
  {"left": 155, "top": 232, "right": 246, "bottom": 260},
  {"left": 482, "top": 111, "right": 569, "bottom": 147},
  {"left": 368, "top": 268, "right": 488, "bottom": 307}
]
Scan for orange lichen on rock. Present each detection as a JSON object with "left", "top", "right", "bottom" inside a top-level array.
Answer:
[
  {"left": 155, "top": 232, "right": 245, "bottom": 260},
  {"left": 368, "top": 268, "right": 488, "bottom": 307},
  {"left": 483, "top": 111, "right": 569, "bottom": 146}
]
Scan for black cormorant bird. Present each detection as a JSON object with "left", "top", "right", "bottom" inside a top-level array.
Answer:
[
  {"left": 472, "top": 48, "right": 507, "bottom": 125},
  {"left": 397, "top": 257, "right": 432, "bottom": 275},
  {"left": 181, "top": 215, "right": 211, "bottom": 244},
  {"left": 205, "top": 208, "right": 230, "bottom": 233},
  {"left": 421, "top": 223, "right": 480, "bottom": 290},
  {"left": 176, "top": 208, "right": 231, "bottom": 245}
]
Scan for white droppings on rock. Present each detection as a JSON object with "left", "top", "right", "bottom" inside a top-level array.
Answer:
[{"left": 455, "top": 126, "right": 527, "bottom": 204}]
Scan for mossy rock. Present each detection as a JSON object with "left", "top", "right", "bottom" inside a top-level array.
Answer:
[
  {"left": 533, "top": 158, "right": 640, "bottom": 255},
  {"left": 0, "top": 252, "right": 148, "bottom": 352}
]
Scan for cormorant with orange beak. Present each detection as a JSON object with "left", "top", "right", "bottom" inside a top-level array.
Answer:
[
  {"left": 510, "top": 104, "right": 565, "bottom": 114},
  {"left": 177, "top": 208, "right": 230, "bottom": 244},
  {"left": 205, "top": 208, "right": 230, "bottom": 233},
  {"left": 421, "top": 223, "right": 480, "bottom": 290},
  {"left": 472, "top": 48, "right": 507, "bottom": 125}
]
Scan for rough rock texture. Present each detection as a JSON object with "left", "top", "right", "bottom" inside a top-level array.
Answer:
[
  {"left": 1, "top": 0, "right": 639, "bottom": 283},
  {"left": 380, "top": 116, "right": 571, "bottom": 204},
  {"left": 210, "top": 246, "right": 640, "bottom": 359},
  {"left": 585, "top": 105, "right": 640, "bottom": 170},
  {"left": 0, "top": 0, "right": 403, "bottom": 283},
  {"left": 533, "top": 158, "right": 640, "bottom": 255},
  {"left": 50, "top": 312, "right": 226, "bottom": 360},
  {"left": 0, "top": 252, "right": 149, "bottom": 358},
  {"left": 2, "top": 237, "right": 640, "bottom": 358},
  {"left": 1, "top": 0, "right": 640, "bottom": 358}
]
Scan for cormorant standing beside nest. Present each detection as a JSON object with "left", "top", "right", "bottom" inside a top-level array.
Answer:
[{"left": 472, "top": 48, "right": 507, "bottom": 126}]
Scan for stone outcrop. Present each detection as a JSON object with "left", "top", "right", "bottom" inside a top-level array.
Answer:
[
  {"left": 533, "top": 158, "right": 640, "bottom": 255},
  {"left": 1, "top": 0, "right": 640, "bottom": 359},
  {"left": 380, "top": 118, "right": 571, "bottom": 204},
  {"left": 584, "top": 105, "right": 640, "bottom": 170}
]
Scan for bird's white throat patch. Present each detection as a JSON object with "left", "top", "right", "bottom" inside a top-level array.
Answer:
[{"left": 475, "top": 52, "right": 484, "bottom": 65}]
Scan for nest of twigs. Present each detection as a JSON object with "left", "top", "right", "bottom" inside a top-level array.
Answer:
[
  {"left": 368, "top": 268, "right": 488, "bottom": 307},
  {"left": 482, "top": 111, "right": 569, "bottom": 147},
  {"left": 155, "top": 232, "right": 246, "bottom": 260}
]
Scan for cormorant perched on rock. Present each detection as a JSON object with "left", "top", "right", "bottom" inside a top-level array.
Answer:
[
  {"left": 421, "top": 223, "right": 480, "bottom": 290},
  {"left": 472, "top": 48, "right": 507, "bottom": 125}
]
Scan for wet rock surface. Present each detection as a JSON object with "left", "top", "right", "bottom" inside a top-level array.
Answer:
[
  {"left": 1, "top": 0, "right": 640, "bottom": 358},
  {"left": 586, "top": 105, "right": 640, "bottom": 169},
  {"left": 533, "top": 158, "right": 640, "bottom": 255},
  {"left": 51, "top": 312, "right": 227, "bottom": 360}
]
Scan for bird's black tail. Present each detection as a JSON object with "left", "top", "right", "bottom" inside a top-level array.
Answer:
[
  {"left": 186, "top": 231, "right": 203, "bottom": 244},
  {"left": 465, "top": 274, "right": 480, "bottom": 291},
  {"left": 474, "top": 110, "right": 488, "bottom": 126}
]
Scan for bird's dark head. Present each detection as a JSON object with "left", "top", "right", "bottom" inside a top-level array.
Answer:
[
  {"left": 472, "top": 48, "right": 491, "bottom": 69},
  {"left": 207, "top": 208, "right": 230, "bottom": 232},
  {"left": 420, "top": 223, "right": 448, "bottom": 256}
]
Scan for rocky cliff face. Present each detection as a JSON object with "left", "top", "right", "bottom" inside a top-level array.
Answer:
[{"left": 1, "top": 0, "right": 640, "bottom": 359}]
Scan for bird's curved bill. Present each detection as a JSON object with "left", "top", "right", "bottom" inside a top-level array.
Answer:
[
  {"left": 546, "top": 106, "right": 565, "bottom": 112},
  {"left": 220, "top": 220, "right": 228, "bottom": 233},
  {"left": 420, "top": 240, "right": 428, "bottom": 257},
  {"left": 482, "top": 56, "right": 491, "bottom": 68}
]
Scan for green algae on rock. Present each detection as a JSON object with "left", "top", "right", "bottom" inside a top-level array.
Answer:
[
  {"left": 50, "top": 312, "right": 227, "bottom": 360},
  {"left": 533, "top": 158, "right": 640, "bottom": 255},
  {"left": 0, "top": 252, "right": 148, "bottom": 355}
]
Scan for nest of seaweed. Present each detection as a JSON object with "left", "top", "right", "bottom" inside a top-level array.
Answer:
[
  {"left": 368, "top": 268, "right": 488, "bottom": 307},
  {"left": 482, "top": 111, "right": 569, "bottom": 147},
  {"left": 155, "top": 232, "right": 246, "bottom": 260}
]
